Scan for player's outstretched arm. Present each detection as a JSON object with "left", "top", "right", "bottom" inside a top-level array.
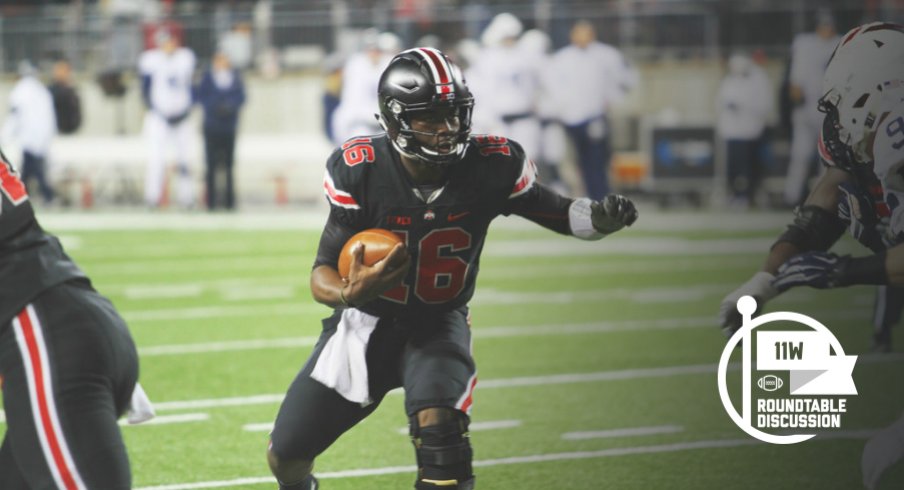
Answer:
[
  {"left": 772, "top": 242, "right": 904, "bottom": 291},
  {"left": 718, "top": 166, "right": 853, "bottom": 336},
  {"left": 508, "top": 183, "right": 638, "bottom": 239},
  {"left": 310, "top": 243, "right": 410, "bottom": 308}
]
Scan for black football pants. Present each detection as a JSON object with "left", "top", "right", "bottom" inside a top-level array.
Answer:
[{"left": 0, "top": 280, "right": 138, "bottom": 489}]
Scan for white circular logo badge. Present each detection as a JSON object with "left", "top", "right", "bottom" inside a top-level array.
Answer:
[{"left": 718, "top": 296, "right": 858, "bottom": 444}]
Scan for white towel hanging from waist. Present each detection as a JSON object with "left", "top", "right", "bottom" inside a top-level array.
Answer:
[{"left": 310, "top": 308, "right": 380, "bottom": 406}]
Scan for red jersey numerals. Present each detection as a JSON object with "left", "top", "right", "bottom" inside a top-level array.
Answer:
[
  {"left": 415, "top": 228, "right": 471, "bottom": 303},
  {"left": 0, "top": 160, "right": 28, "bottom": 206},
  {"left": 342, "top": 138, "right": 376, "bottom": 166},
  {"left": 379, "top": 227, "right": 472, "bottom": 305},
  {"left": 475, "top": 135, "right": 511, "bottom": 157},
  {"left": 380, "top": 230, "right": 411, "bottom": 304}
]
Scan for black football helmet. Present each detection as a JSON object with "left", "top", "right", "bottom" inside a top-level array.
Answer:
[{"left": 376, "top": 47, "right": 474, "bottom": 165}]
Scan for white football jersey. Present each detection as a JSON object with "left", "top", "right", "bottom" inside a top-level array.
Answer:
[
  {"left": 138, "top": 47, "right": 196, "bottom": 117},
  {"left": 871, "top": 100, "right": 904, "bottom": 237}
]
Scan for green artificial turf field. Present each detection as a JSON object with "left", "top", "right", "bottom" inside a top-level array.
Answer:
[{"left": 2, "top": 210, "right": 902, "bottom": 489}]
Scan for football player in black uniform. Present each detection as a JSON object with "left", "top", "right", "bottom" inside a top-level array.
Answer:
[
  {"left": 266, "top": 47, "right": 638, "bottom": 490},
  {"left": 0, "top": 150, "right": 139, "bottom": 489}
]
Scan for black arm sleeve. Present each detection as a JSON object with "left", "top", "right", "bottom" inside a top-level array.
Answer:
[
  {"left": 773, "top": 205, "right": 847, "bottom": 252},
  {"left": 507, "top": 183, "right": 574, "bottom": 235},
  {"left": 313, "top": 208, "right": 358, "bottom": 270}
]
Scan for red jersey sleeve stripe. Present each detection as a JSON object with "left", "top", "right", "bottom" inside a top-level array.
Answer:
[
  {"left": 509, "top": 159, "right": 538, "bottom": 199},
  {"left": 323, "top": 171, "right": 361, "bottom": 209}
]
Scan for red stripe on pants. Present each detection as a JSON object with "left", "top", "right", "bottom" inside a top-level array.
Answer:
[{"left": 17, "top": 309, "right": 80, "bottom": 490}]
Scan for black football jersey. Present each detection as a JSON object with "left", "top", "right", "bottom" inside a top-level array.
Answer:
[
  {"left": 0, "top": 157, "right": 86, "bottom": 325},
  {"left": 315, "top": 133, "right": 567, "bottom": 319}
]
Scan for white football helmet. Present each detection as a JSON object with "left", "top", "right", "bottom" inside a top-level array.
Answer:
[{"left": 820, "top": 22, "right": 904, "bottom": 164}]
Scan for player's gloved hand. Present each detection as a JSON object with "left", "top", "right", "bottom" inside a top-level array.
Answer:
[
  {"left": 718, "top": 272, "right": 776, "bottom": 338},
  {"left": 837, "top": 182, "right": 884, "bottom": 252},
  {"left": 343, "top": 242, "right": 411, "bottom": 306},
  {"left": 772, "top": 251, "right": 851, "bottom": 292},
  {"left": 862, "top": 412, "right": 904, "bottom": 490},
  {"left": 591, "top": 194, "right": 638, "bottom": 234}
]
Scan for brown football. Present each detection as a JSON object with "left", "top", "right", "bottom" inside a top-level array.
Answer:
[{"left": 337, "top": 228, "right": 404, "bottom": 279}]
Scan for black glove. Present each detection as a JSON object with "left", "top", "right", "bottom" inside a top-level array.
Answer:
[
  {"left": 772, "top": 252, "right": 851, "bottom": 292},
  {"left": 590, "top": 194, "right": 638, "bottom": 234},
  {"left": 837, "top": 182, "right": 885, "bottom": 253},
  {"left": 165, "top": 111, "right": 191, "bottom": 126}
]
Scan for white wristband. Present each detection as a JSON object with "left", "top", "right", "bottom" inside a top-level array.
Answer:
[
  {"left": 746, "top": 271, "right": 779, "bottom": 302},
  {"left": 569, "top": 198, "right": 605, "bottom": 241}
]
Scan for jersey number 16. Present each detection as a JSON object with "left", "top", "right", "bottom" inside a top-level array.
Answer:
[{"left": 380, "top": 227, "right": 472, "bottom": 305}]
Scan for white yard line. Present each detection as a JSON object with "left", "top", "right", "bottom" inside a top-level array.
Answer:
[
  {"left": 148, "top": 353, "right": 903, "bottom": 412},
  {"left": 152, "top": 363, "right": 728, "bottom": 412},
  {"left": 101, "top": 258, "right": 743, "bottom": 299},
  {"left": 562, "top": 425, "right": 685, "bottom": 440},
  {"left": 242, "top": 422, "right": 274, "bottom": 433},
  {"left": 123, "top": 303, "right": 323, "bottom": 322},
  {"left": 140, "top": 336, "right": 321, "bottom": 356},
  {"left": 220, "top": 285, "right": 296, "bottom": 301},
  {"left": 125, "top": 284, "right": 205, "bottom": 300},
  {"left": 154, "top": 394, "right": 286, "bottom": 412},
  {"left": 120, "top": 413, "right": 209, "bottom": 426},
  {"left": 38, "top": 210, "right": 789, "bottom": 233},
  {"left": 3, "top": 355, "right": 899, "bottom": 425},
  {"left": 122, "top": 285, "right": 734, "bottom": 322},
  {"left": 483, "top": 238, "right": 775, "bottom": 257},
  {"left": 396, "top": 419, "right": 522, "bottom": 435},
  {"left": 137, "top": 431, "right": 885, "bottom": 490},
  {"left": 138, "top": 316, "right": 713, "bottom": 357}
]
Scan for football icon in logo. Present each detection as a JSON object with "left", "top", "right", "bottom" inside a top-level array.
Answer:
[{"left": 757, "top": 375, "right": 783, "bottom": 392}]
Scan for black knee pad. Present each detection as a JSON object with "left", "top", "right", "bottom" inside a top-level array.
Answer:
[{"left": 410, "top": 412, "right": 475, "bottom": 489}]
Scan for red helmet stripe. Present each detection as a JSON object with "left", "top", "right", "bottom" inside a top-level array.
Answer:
[
  {"left": 842, "top": 26, "right": 863, "bottom": 46},
  {"left": 863, "top": 22, "right": 904, "bottom": 34},
  {"left": 409, "top": 47, "right": 454, "bottom": 95}
]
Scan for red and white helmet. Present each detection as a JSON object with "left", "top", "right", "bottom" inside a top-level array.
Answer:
[{"left": 820, "top": 22, "right": 904, "bottom": 164}]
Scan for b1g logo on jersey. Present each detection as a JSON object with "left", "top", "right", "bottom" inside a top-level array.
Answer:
[{"left": 717, "top": 296, "right": 857, "bottom": 444}]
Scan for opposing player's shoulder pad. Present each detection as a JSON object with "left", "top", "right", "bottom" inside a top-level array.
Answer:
[
  {"left": 873, "top": 104, "right": 904, "bottom": 178},
  {"left": 468, "top": 135, "right": 536, "bottom": 199}
]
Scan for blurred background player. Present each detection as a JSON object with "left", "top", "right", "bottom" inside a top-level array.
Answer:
[
  {"left": 548, "top": 19, "right": 637, "bottom": 200},
  {"left": 0, "top": 148, "right": 143, "bottom": 488},
  {"left": 2, "top": 60, "right": 57, "bottom": 205},
  {"left": 467, "top": 12, "right": 542, "bottom": 161},
  {"left": 139, "top": 27, "right": 197, "bottom": 209},
  {"left": 782, "top": 9, "right": 839, "bottom": 207},
  {"left": 266, "top": 47, "right": 638, "bottom": 490},
  {"left": 196, "top": 50, "right": 246, "bottom": 211},
  {"left": 717, "top": 52, "right": 774, "bottom": 209},
  {"left": 330, "top": 29, "right": 400, "bottom": 145},
  {"left": 219, "top": 21, "right": 253, "bottom": 71},
  {"left": 48, "top": 57, "right": 83, "bottom": 136},
  {"left": 518, "top": 28, "right": 569, "bottom": 194}
]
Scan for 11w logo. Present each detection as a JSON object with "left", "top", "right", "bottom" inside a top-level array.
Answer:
[{"left": 775, "top": 341, "right": 803, "bottom": 360}]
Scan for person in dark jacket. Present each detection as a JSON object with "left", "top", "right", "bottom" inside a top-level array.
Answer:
[{"left": 196, "top": 51, "right": 246, "bottom": 210}]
